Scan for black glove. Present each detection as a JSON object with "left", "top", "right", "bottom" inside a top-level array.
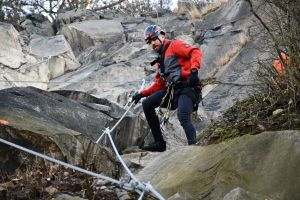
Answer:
[
  {"left": 132, "top": 92, "right": 143, "bottom": 104},
  {"left": 188, "top": 68, "right": 199, "bottom": 87}
]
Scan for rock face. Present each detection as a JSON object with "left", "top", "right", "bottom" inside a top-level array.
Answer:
[
  {"left": 0, "top": 62, "right": 49, "bottom": 90},
  {"left": 0, "top": 23, "right": 80, "bottom": 91},
  {"left": 223, "top": 187, "right": 267, "bottom": 200},
  {"left": 0, "top": 22, "right": 25, "bottom": 69},
  {"left": 136, "top": 131, "right": 300, "bottom": 200},
  {"left": 195, "top": 0, "right": 261, "bottom": 122},
  {"left": 20, "top": 13, "right": 55, "bottom": 37},
  {"left": 0, "top": 87, "right": 147, "bottom": 175},
  {"left": 2, "top": 2, "right": 297, "bottom": 199},
  {"left": 46, "top": 0, "right": 265, "bottom": 148},
  {"left": 48, "top": 41, "right": 149, "bottom": 106},
  {"left": 0, "top": 22, "right": 50, "bottom": 90},
  {"left": 29, "top": 35, "right": 80, "bottom": 79},
  {"left": 61, "top": 19, "right": 125, "bottom": 57},
  {"left": 52, "top": 90, "right": 149, "bottom": 150},
  {"left": 55, "top": 9, "right": 101, "bottom": 30}
]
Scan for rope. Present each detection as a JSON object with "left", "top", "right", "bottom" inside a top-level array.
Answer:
[
  {"left": 0, "top": 79, "right": 148, "bottom": 84},
  {"left": 105, "top": 128, "right": 165, "bottom": 200},
  {"left": 22, "top": 56, "right": 52, "bottom": 69},
  {"left": 157, "top": 83, "right": 175, "bottom": 127},
  {"left": 0, "top": 138, "right": 126, "bottom": 187},
  {"left": 0, "top": 55, "right": 149, "bottom": 86},
  {"left": 96, "top": 79, "right": 146, "bottom": 144},
  {"left": 124, "top": 79, "right": 146, "bottom": 109},
  {"left": 0, "top": 56, "right": 52, "bottom": 77},
  {"left": 94, "top": 79, "right": 165, "bottom": 200}
]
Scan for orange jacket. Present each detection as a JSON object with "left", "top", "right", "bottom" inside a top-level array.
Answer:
[
  {"left": 273, "top": 53, "right": 288, "bottom": 76},
  {"left": 141, "top": 39, "right": 202, "bottom": 96}
]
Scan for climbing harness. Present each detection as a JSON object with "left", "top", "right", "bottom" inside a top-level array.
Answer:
[
  {"left": 0, "top": 79, "right": 165, "bottom": 200},
  {"left": 157, "top": 83, "right": 175, "bottom": 127}
]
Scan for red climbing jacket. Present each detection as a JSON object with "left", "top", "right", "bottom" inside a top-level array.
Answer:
[{"left": 140, "top": 39, "right": 202, "bottom": 97}]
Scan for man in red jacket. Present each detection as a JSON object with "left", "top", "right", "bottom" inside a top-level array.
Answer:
[{"left": 132, "top": 25, "right": 202, "bottom": 152}]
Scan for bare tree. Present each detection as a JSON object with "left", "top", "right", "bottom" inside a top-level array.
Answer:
[
  {"left": 0, "top": 0, "right": 174, "bottom": 25},
  {"left": 245, "top": 0, "right": 300, "bottom": 119}
]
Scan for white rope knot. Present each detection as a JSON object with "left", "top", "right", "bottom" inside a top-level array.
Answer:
[
  {"left": 104, "top": 127, "right": 111, "bottom": 135},
  {"left": 130, "top": 181, "right": 140, "bottom": 190},
  {"left": 144, "top": 181, "right": 153, "bottom": 193},
  {"left": 119, "top": 177, "right": 128, "bottom": 188}
]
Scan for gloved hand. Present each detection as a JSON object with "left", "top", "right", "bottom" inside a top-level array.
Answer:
[
  {"left": 132, "top": 92, "right": 143, "bottom": 104},
  {"left": 188, "top": 68, "right": 199, "bottom": 87}
]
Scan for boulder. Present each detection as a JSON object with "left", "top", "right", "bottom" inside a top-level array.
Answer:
[
  {"left": 0, "top": 62, "right": 49, "bottom": 90},
  {"left": 0, "top": 87, "right": 122, "bottom": 175},
  {"left": 53, "top": 194, "right": 86, "bottom": 200},
  {"left": 0, "top": 24, "right": 62, "bottom": 91},
  {"left": 163, "top": 19, "right": 195, "bottom": 39},
  {"left": 167, "top": 192, "right": 193, "bottom": 200},
  {"left": 52, "top": 90, "right": 149, "bottom": 150},
  {"left": 0, "top": 22, "right": 25, "bottom": 69},
  {"left": 20, "top": 14, "right": 55, "bottom": 36},
  {"left": 121, "top": 17, "right": 153, "bottom": 42},
  {"left": 223, "top": 187, "right": 268, "bottom": 200},
  {"left": 61, "top": 19, "right": 125, "bottom": 56},
  {"left": 136, "top": 131, "right": 300, "bottom": 200},
  {"left": 55, "top": 9, "right": 101, "bottom": 30},
  {"left": 29, "top": 35, "right": 80, "bottom": 79},
  {"left": 48, "top": 42, "right": 148, "bottom": 104},
  {"left": 0, "top": 87, "right": 149, "bottom": 174}
]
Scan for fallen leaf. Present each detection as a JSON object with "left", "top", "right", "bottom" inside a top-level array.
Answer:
[
  {"left": 45, "top": 186, "right": 58, "bottom": 195},
  {"left": 0, "top": 182, "right": 15, "bottom": 189},
  {"left": 0, "top": 119, "right": 9, "bottom": 125}
]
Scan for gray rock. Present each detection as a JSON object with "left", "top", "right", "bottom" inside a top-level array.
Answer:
[
  {"left": 115, "top": 188, "right": 131, "bottom": 200},
  {"left": 56, "top": 9, "right": 101, "bottom": 30},
  {"left": 0, "top": 87, "right": 120, "bottom": 175},
  {"left": 20, "top": 14, "right": 55, "bottom": 36},
  {"left": 0, "top": 62, "right": 49, "bottom": 90},
  {"left": 137, "top": 131, "right": 300, "bottom": 200},
  {"left": 167, "top": 192, "right": 193, "bottom": 200},
  {"left": 223, "top": 187, "right": 267, "bottom": 200},
  {"left": 29, "top": 35, "right": 80, "bottom": 79},
  {"left": 0, "top": 23, "right": 52, "bottom": 91},
  {"left": 0, "top": 22, "right": 25, "bottom": 69},
  {"left": 121, "top": 17, "right": 154, "bottom": 42},
  {"left": 61, "top": 19, "right": 125, "bottom": 56},
  {"left": 53, "top": 194, "right": 87, "bottom": 200},
  {"left": 48, "top": 42, "right": 148, "bottom": 104}
]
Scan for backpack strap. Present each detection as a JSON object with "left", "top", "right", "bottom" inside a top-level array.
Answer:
[{"left": 156, "top": 41, "right": 171, "bottom": 81}]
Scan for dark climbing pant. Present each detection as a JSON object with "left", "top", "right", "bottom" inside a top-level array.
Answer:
[{"left": 142, "top": 89, "right": 196, "bottom": 145}]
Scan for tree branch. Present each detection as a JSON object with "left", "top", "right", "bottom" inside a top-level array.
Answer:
[{"left": 93, "top": 0, "right": 126, "bottom": 11}]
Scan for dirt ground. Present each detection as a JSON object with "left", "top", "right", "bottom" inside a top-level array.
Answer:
[{"left": 0, "top": 162, "right": 156, "bottom": 200}]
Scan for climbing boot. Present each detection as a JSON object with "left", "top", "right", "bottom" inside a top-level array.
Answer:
[{"left": 141, "top": 141, "right": 166, "bottom": 152}]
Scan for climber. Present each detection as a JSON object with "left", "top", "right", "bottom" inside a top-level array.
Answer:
[
  {"left": 273, "top": 46, "right": 289, "bottom": 76},
  {"left": 132, "top": 25, "right": 202, "bottom": 152}
]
